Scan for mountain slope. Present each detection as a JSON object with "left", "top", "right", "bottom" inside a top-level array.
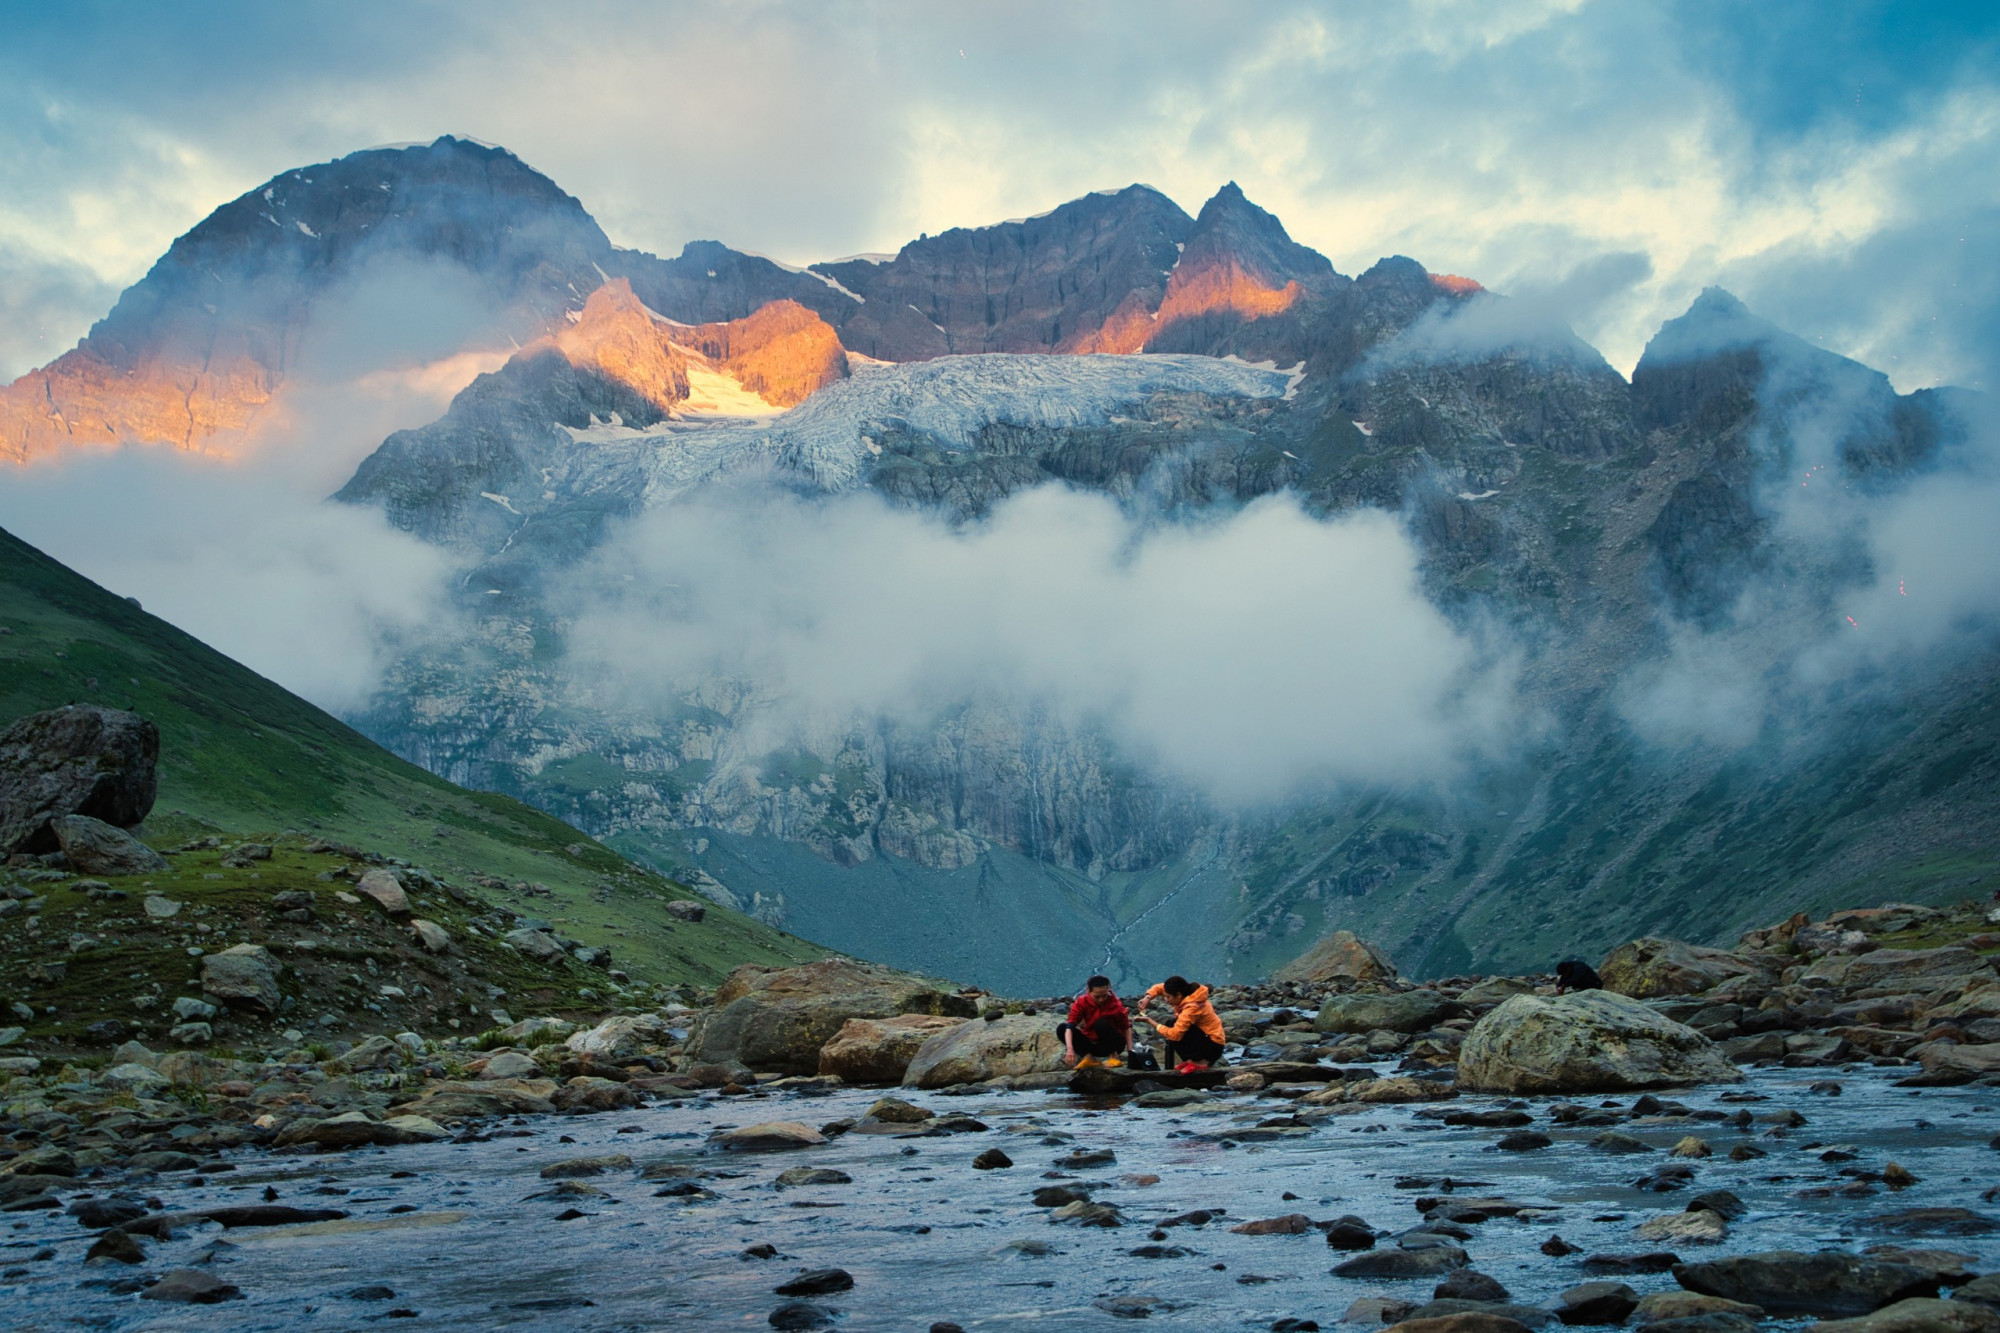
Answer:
[{"left": 0, "top": 523, "right": 823, "bottom": 996}]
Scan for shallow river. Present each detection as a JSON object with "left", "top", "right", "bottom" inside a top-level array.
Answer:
[{"left": 5, "top": 1064, "right": 1996, "bottom": 1330}]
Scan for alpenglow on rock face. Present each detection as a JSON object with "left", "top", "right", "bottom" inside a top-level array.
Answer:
[{"left": 1456, "top": 990, "right": 1742, "bottom": 1093}]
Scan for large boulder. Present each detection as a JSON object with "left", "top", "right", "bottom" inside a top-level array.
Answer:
[
  {"left": 354, "top": 869, "right": 410, "bottom": 916},
  {"left": 1599, "top": 937, "right": 1768, "bottom": 998},
  {"left": 51, "top": 814, "right": 168, "bottom": 875},
  {"left": 1845, "top": 947, "right": 1995, "bottom": 994},
  {"left": 1672, "top": 1251, "right": 1939, "bottom": 1318},
  {"left": 1276, "top": 930, "right": 1398, "bottom": 984},
  {"left": 688, "top": 960, "right": 975, "bottom": 1076},
  {"left": 1457, "top": 990, "right": 1742, "bottom": 1094},
  {"left": 1316, "top": 990, "right": 1454, "bottom": 1035},
  {"left": 0, "top": 705, "right": 159, "bottom": 854},
  {"left": 199, "top": 944, "right": 282, "bottom": 1011},
  {"left": 902, "top": 1014, "right": 1065, "bottom": 1088},
  {"left": 817, "top": 1014, "right": 967, "bottom": 1084},
  {"left": 1807, "top": 1298, "right": 2000, "bottom": 1332}
]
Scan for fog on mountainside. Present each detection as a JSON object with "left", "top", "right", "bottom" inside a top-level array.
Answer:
[{"left": 4, "top": 137, "right": 1997, "bottom": 995}]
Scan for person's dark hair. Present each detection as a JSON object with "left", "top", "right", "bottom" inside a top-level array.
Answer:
[
  {"left": 1085, "top": 975, "right": 1111, "bottom": 990},
  {"left": 1163, "top": 975, "right": 1192, "bottom": 997}
]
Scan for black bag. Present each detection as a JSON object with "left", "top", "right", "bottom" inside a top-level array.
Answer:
[{"left": 1127, "top": 1045, "right": 1160, "bottom": 1072}]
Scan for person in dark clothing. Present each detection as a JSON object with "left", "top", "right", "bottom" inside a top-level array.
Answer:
[
  {"left": 1059, "top": 975, "right": 1132, "bottom": 1068},
  {"left": 1555, "top": 959, "right": 1603, "bottom": 993}
]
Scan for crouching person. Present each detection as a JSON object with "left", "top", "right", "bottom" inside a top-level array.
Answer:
[
  {"left": 1059, "top": 974, "right": 1131, "bottom": 1069},
  {"left": 1143, "top": 975, "right": 1225, "bottom": 1073}
]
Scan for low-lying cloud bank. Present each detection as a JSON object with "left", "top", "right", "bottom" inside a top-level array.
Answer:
[
  {"left": 568, "top": 484, "right": 1523, "bottom": 806},
  {"left": 0, "top": 449, "right": 455, "bottom": 712}
]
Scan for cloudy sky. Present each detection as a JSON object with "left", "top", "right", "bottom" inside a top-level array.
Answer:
[{"left": 3, "top": 0, "right": 1999, "bottom": 388}]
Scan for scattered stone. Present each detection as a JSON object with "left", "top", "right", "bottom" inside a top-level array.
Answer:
[
  {"left": 1231, "top": 1213, "right": 1313, "bottom": 1235},
  {"left": 141, "top": 1269, "right": 242, "bottom": 1303},
  {"left": 1859, "top": 1208, "right": 1998, "bottom": 1237},
  {"left": 1494, "top": 1131, "right": 1552, "bottom": 1152},
  {"left": 1325, "top": 1218, "right": 1380, "bottom": 1250},
  {"left": 199, "top": 943, "right": 282, "bottom": 1011},
  {"left": 409, "top": 919, "right": 450, "bottom": 952},
  {"left": 665, "top": 899, "right": 706, "bottom": 922},
  {"left": 1436, "top": 1271, "right": 1511, "bottom": 1302},
  {"left": 354, "top": 868, "right": 411, "bottom": 915},
  {"left": 1555, "top": 1281, "right": 1639, "bottom": 1325},
  {"left": 1636, "top": 1211, "right": 1728, "bottom": 1244},
  {"left": 972, "top": 1148, "right": 1013, "bottom": 1170},
  {"left": 1670, "top": 1136, "right": 1712, "bottom": 1158},
  {"left": 774, "top": 1269, "right": 853, "bottom": 1297},
  {"left": 540, "top": 1154, "right": 633, "bottom": 1179},
  {"left": 83, "top": 1228, "right": 145, "bottom": 1264},
  {"left": 143, "top": 894, "right": 182, "bottom": 919},
  {"left": 52, "top": 814, "right": 168, "bottom": 874},
  {"left": 768, "top": 1300, "right": 836, "bottom": 1330},
  {"left": 714, "top": 1122, "right": 829, "bottom": 1152},
  {"left": 1333, "top": 1244, "right": 1468, "bottom": 1278}
]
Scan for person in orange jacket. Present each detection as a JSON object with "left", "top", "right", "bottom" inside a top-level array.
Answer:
[{"left": 1140, "top": 975, "right": 1226, "bottom": 1072}]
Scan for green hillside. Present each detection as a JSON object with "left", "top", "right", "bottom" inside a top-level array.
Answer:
[{"left": 0, "top": 523, "right": 822, "bottom": 1046}]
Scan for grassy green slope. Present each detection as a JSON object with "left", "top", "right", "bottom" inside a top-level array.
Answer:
[{"left": 0, "top": 525, "right": 823, "bottom": 990}]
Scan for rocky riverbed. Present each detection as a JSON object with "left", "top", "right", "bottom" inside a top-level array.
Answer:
[{"left": 4, "top": 1062, "right": 1998, "bottom": 1330}]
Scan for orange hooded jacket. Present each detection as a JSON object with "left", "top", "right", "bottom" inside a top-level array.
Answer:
[{"left": 1141, "top": 982, "right": 1225, "bottom": 1043}]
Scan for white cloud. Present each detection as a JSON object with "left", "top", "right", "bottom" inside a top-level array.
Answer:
[{"left": 567, "top": 483, "right": 1520, "bottom": 806}]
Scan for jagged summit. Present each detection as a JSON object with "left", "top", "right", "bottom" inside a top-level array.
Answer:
[{"left": 0, "top": 136, "right": 613, "bottom": 464}]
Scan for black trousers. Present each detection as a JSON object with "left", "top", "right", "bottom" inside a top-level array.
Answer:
[
  {"left": 1164, "top": 1029, "right": 1224, "bottom": 1066},
  {"left": 1057, "top": 1022, "right": 1125, "bottom": 1057}
]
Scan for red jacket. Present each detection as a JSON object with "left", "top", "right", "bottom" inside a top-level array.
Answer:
[{"left": 1067, "top": 990, "right": 1131, "bottom": 1043}]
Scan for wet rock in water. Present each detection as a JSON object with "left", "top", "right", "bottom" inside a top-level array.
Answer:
[
  {"left": 199, "top": 943, "right": 282, "bottom": 1011},
  {"left": 0, "top": 705, "right": 159, "bottom": 853},
  {"left": 1639, "top": 1317, "right": 1759, "bottom": 1333},
  {"left": 1599, "top": 938, "right": 1768, "bottom": 998},
  {"left": 1580, "top": 1253, "right": 1681, "bottom": 1275},
  {"left": 540, "top": 1154, "right": 633, "bottom": 1179},
  {"left": 202, "top": 1205, "right": 348, "bottom": 1228},
  {"left": 1554, "top": 1281, "right": 1639, "bottom": 1325},
  {"left": 1404, "top": 1302, "right": 1550, "bottom": 1329},
  {"left": 1228, "top": 1071, "right": 1268, "bottom": 1092},
  {"left": 902, "top": 1012, "right": 1064, "bottom": 1088},
  {"left": 690, "top": 959, "right": 974, "bottom": 1076},
  {"left": 84, "top": 1228, "right": 145, "bottom": 1264},
  {"left": 1334, "top": 1244, "right": 1468, "bottom": 1278},
  {"left": 1590, "top": 1132, "right": 1654, "bottom": 1154},
  {"left": 1636, "top": 1211, "right": 1727, "bottom": 1244},
  {"left": 1383, "top": 1315, "right": 1534, "bottom": 1332},
  {"left": 1346, "top": 1297, "right": 1416, "bottom": 1325},
  {"left": 1326, "top": 1218, "right": 1380, "bottom": 1250},
  {"left": 1671, "top": 1251, "right": 1940, "bottom": 1317},
  {"left": 1231, "top": 1213, "right": 1313, "bottom": 1235},
  {"left": 1541, "top": 1236, "right": 1580, "bottom": 1257},
  {"left": 742, "top": 1244, "right": 779, "bottom": 1260},
  {"left": 1048, "top": 1200, "right": 1122, "bottom": 1227},
  {"left": 52, "top": 814, "right": 168, "bottom": 874},
  {"left": 1033, "top": 1186, "right": 1090, "bottom": 1207},
  {"left": 774, "top": 1269, "right": 853, "bottom": 1297},
  {"left": 1444, "top": 1109, "right": 1534, "bottom": 1128},
  {"left": 776, "top": 1168, "right": 852, "bottom": 1186},
  {"left": 1316, "top": 990, "right": 1454, "bottom": 1035},
  {"left": 69, "top": 1196, "right": 148, "bottom": 1230},
  {"left": 346, "top": 1286, "right": 397, "bottom": 1300},
  {"left": 818, "top": 1014, "right": 967, "bottom": 1084},
  {"left": 141, "top": 1269, "right": 241, "bottom": 1304},
  {"left": 1805, "top": 1298, "right": 2000, "bottom": 1332},
  {"left": 1134, "top": 1088, "right": 1210, "bottom": 1108},
  {"left": 1436, "top": 1271, "right": 1512, "bottom": 1302},
  {"left": 971, "top": 1148, "right": 1013, "bottom": 1170},
  {"left": 714, "top": 1122, "right": 828, "bottom": 1152},
  {"left": 1494, "top": 1131, "right": 1552, "bottom": 1152},
  {"left": 1687, "top": 1190, "right": 1746, "bottom": 1220},
  {"left": 1275, "top": 929, "right": 1398, "bottom": 983},
  {"left": 1457, "top": 991, "right": 1742, "bottom": 1094},
  {"left": 1881, "top": 1162, "right": 1917, "bottom": 1189},
  {"left": 862, "top": 1095, "right": 934, "bottom": 1123},
  {"left": 1054, "top": 1148, "right": 1116, "bottom": 1169},
  {"left": 1858, "top": 1208, "right": 1999, "bottom": 1237},
  {"left": 553, "top": 1076, "right": 644, "bottom": 1112},
  {"left": 1634, "top": 1292, "right": 1765, "bottom": 1323},
  {"left": 1129, "top": 1243, "right": 1196, "bottom": 1258},
  {"left": 769, "top": 1300, "right": 836, "bottom": 1330},
  {"left": 1670, "top": 1136, "right": 1712, "bottom": 1158},
  {"left": 1269, "top": 1320, "right": 1321, "bottom": 1333}
]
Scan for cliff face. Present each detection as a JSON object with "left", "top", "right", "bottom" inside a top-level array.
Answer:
[{"left": 0, "top": 137, "right": 613, "bottom": 463}]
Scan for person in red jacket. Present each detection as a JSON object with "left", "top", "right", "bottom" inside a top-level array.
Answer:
[
  {"left": 1059, "top": 975, "right": 1131, "bottom": 1068},
  {"left": 1141, "top": 975, "right": 1226, "bottom": 1073}
]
